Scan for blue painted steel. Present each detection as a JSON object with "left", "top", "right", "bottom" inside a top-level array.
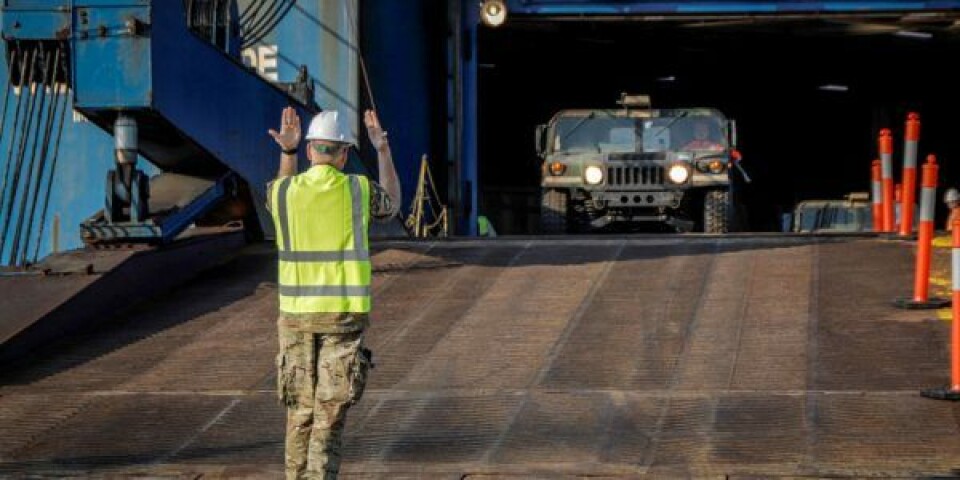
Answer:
[
  {"left": 2, "top": 1, "right": 326, "bottom": 250},
  {"left": 460, "top": 1, "right": 478, "bottom": 236},
  {"left": 0, "top": 9, "right": 70, "bottom": 39},
  {"left": 0, "top": 0, "right": 385, "bottom": 261},
  {"left": 0, "top": 66, "right": 144, "bottom": 263},
  {"left": 358, "top": 0, "right": 433, "bottom": 214},
  {"left": 72, "top": 6, "right": 152, "bottom": 109},
  {"left": 505, "top": 0, "right": 960, "bottom": 15}
]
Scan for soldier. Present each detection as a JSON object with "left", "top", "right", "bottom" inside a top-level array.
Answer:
[
  {"left": 267, "top": 106, "right": 400, "bottom": 479},
  {"left": 683, "top": 118, "right": 724, "bottom": 151}
]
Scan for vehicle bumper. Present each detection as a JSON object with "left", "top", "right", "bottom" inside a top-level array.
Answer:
[{"left": 591, "top": 190, "right": 683, "bottom": 208}]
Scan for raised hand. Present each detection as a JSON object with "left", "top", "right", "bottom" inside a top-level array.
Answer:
[
  {"left": 364, "top": 110, "right": 388, "bottom": 152},
  {"left": 268, "top": 106, "right": 301, "bottom": 151}
]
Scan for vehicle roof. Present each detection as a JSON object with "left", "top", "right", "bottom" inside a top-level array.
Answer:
[{"left": 550, "top": 107, "right": 727, "bottom": 123}]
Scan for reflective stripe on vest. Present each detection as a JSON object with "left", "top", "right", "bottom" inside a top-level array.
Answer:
[{"left": 272, "top": 167, "right": 371, "bottom": 313}]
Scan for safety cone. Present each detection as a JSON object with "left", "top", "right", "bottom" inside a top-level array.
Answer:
[
  {"left": 921, "top": 216, "right": 960, "bottom": 401},
  {"left": 900, "top": 113, "right": 920, "bottom": 237},
  {"left": 879, "top": 129, "right": 896, "bottom": 233},
  {"left": 872, "top": 160, "right": 883, "bottom": 232},
  {"left": 895, "top": 155, "right": 950, "bottom": 309}
]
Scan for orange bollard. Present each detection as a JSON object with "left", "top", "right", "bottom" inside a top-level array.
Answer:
[
  {"left": 879, "top": 129, "right": 896, "bottom": 232},
  {"left": 900, "top": 113, "right": 921, "bottom": 236},
  {"left": 953, "top": 223, "right": 960, "bottom": 391},
  {"left": 895, "top": 155, "right": 949, "bottom": 309},
  {"left": 921, "top": 217, "right": 960, "bottom": 401},
  {"left": 895, "top": 183, "right": 903, "bottom": 232},
  {"left": 872, "top": 160, "right": 883, "bottom": 232}
]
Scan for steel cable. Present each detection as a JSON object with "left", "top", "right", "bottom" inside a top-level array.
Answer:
[
  {"left": 0, "top": 46, "right": 41, "bottom": 260},
  {"left": 19, "top": 47, "right": 63, "bottom": 265},
  {"left": 32, "top": 65, "right": 70, "bottom": 264},
  {"left": 241, "top": 0, "right": 289, "bottom": 49},
  {"left": 344, "top": 0, "right": 377, "bottom": 113},
  {"left": 9, "top": 48, "right": 55, "bottom": 265},
  {"left": 239, "top": 0, "right": 271, "bottom": 25},
  {"left": 239, "top": 0, "right": 279, "bottom": 40},
  {"left": 0, "top": 44, "right": 31, "bottom": 219},
  {"left": 0, "top": 49, "right": 19, "bottom": 143}
]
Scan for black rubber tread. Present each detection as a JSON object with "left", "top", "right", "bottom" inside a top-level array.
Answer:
[{"left": 704, "top": 189, "right": 731, "bottom": 234}]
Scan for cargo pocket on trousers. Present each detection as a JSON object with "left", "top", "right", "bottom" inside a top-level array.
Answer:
[
  {"left": 348, "top": 347, "right": 374, "bottom": 405},
  {"left": 277, "top": 333, "right": 310, "bottom": 408},
  {"left": 276, "top": 351, "right": 296, "bottom": 407}
]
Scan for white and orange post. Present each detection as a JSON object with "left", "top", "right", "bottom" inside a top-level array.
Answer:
[
  {"left": 879, "top": 128, "right": 896, "bottom": 233},
  {"left": 921, "top": 218, "right": 960, "bottom": 401},
  {"left": 872, "top": 160, "right": 883, "bottom": 232},
  {"left": 895, "top": 155, "right": 949, "bottom": 309},
  {"left": 895, "top": 183, "right": 903, "bottom": 232},
  {"left": 900, "top": 113, "right": 920, "bottom": 236}
]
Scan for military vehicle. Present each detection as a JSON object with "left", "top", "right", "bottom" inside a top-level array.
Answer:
[
  {"left": 789, "top": 193, "right": 874, "bottom": 233},
  {"left": 536, "top": 94, "right": 748, "bottom": 233}
]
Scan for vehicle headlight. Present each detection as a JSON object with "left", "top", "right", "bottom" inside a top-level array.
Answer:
[
  {"left": 548, "top": 161, "right": 567, "bottom": 176},
  {"left": 584, "top": 165, "right": 604, "bottom": 185},
  {"left": 667, "top": 163, "right": 691, "bottom": 184},
  {"left": 695, "top": 157, "right": 728, "bottom": 174}
]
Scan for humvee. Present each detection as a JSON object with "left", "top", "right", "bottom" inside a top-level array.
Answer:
[
  {"left": 536, "top": 94, "right": 748, "bottom": 233},
  {"left": 790, "top": 193, "right": 873, "bottom": 233}
]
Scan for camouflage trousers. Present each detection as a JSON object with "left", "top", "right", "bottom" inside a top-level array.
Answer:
[{"left": 277, "top": 325, "right": 372, "bottom": 480}]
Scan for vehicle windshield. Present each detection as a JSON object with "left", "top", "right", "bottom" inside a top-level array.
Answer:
[
  {"left": 551, "top": 111, "right": 727, "bottom": 154},
  {"left": 794, "top": 203, "right": 872, "bottom": 232}
]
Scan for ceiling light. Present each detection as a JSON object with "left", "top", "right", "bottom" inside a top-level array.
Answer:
[
  {"left": 895, "top": 30, "right": 933, "bottom": 40},
  {"left": 480, "top": 0, "right": 508, "bottom": 28},
  {"left": 819, "top": 84, "right": 849, "bottom": 92}
]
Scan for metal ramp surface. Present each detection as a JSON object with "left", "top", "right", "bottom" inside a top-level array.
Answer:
[{"left": 1, "top": 236, "right": 959, "bottom": 478}]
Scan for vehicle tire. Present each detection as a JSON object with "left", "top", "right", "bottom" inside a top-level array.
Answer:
[
  {"left": 704, "top": 189, "right": 732, "bottom": 234},
  {"left": 540, "top": 189, "right": 568, "bottom": 234}
]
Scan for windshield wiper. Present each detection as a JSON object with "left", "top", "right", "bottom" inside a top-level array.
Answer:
[
  {"left": 558, "top": 111, "right": 596, "bottom": 147},
  {"left": 557, "top": 110, "right": 629, "bottom": 153},
  {"left": 648, "top": 111, "right": 688, "bottom": 145}
]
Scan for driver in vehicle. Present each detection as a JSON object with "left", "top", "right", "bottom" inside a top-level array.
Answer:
[{"left": 683, "top": 119, "right": 724, "bottom": 151}]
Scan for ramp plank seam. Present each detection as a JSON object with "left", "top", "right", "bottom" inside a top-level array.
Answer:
[
  {"left": 158, "top": 398, "right": 241, "bottom": 464},
  {"left": 641, "top": 239, "right": 721, "bottom": 469},
  {"left": 724, "top": 252, "right": 758, "bottom": 391},
  {"left": 479, "top": 241, "right": 626, "bottom": 465},
  {"left": 801, "top": 239, "right": 821, "bottom": 475}
]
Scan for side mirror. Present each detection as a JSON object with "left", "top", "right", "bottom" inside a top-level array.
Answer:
[
  {"left": 728, "top": 119, "right": 738, "bottom": 148},
  {"left": 535, "top": 124, "right": 547, "bottom": 157}
]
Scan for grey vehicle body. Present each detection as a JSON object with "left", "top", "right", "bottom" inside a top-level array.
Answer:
[
  {"left": 536, "top": 100, "right": 742, "bottom": 233},
  {"left": 790, "top": 193, "right": 874, "bottom": 233}
]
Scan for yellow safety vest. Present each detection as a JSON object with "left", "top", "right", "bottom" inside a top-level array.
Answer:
[{"left": 270, "top": 165, "right": 371, "bottom": 313}]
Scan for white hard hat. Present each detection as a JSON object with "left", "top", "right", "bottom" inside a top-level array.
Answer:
[
  {"left": 305, "top": 110, "right": 356, "bottom": 145},
  {"left": 945, "top": 188, "right": 960, "bottom": 204}
]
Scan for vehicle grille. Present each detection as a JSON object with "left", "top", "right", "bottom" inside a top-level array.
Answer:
[
  {"left": 607, "top": 165, "right": 664, "bottom": 186},
  {"left": 608, "top": 152, "right": 667, "bottom": 162}
]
